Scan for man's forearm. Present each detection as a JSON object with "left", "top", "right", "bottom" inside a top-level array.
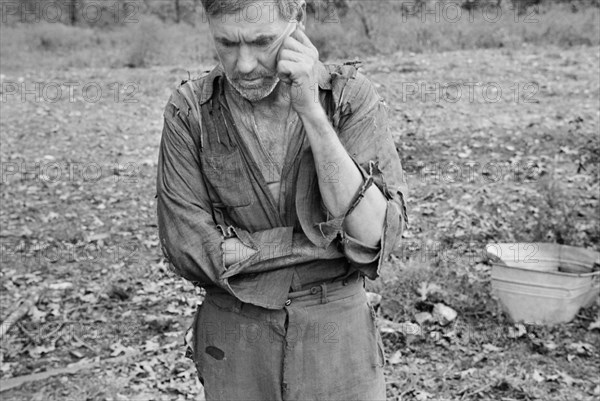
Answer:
[{"left": 298, "top": 106, "right": 387, "bottom": 247}]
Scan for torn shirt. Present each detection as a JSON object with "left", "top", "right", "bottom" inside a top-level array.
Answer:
[{"left": 156, "top": 62, "right": 408, "bottom": 309}]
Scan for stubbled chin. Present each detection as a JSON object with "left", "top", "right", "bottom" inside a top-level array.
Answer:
[{"left": 227, "top": 76, "right": 280, "bottom": 102}]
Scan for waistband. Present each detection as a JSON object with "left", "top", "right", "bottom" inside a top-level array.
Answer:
[
  {"left": 204, "top": 271, "right": 365, "bottom": 310},
  {"left": 286, "top": 271, "right": 365, "bottom": 307}
]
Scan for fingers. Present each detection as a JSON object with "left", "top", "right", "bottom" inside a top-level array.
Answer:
[
  {"left": 291, "top": 28, "right": 313, "bottom": 47},
  {"left": 276, "top": 60, "right": 297, "bottom": 84},
  {"left": 268, "top": 21, "right": 297, "bottom": 52},
  {"left": 280, "top": 36, "right": 318, "bottom": 64},
  {"left": 281, "top": 35, "right": 306, "bottom": 53},
  {"left": 278, "top": 49, "right": 305, "bottom": 63},
  {"left": 276, "top": 26, "right": 318, "bottom": 89},
  {"left": 277, "top": 60, "right": 294, "bottom": 77}
]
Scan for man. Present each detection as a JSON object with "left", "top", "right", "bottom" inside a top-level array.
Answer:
[{"left": 156, "top": 0, "right": 408, "bottom": 400}]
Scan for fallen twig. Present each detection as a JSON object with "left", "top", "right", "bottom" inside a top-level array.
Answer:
[
  {"left": 0, "top": 350, "right": 140, "bottom": 393},
  {"left": 0, "top": 287, "right": 46, "bottom": 341},
  {"left": 72, "top": 333, "right": 98, "bottom": 354},
  {"left": 464, "top": 382, "right": 493, "bottom": 399}
]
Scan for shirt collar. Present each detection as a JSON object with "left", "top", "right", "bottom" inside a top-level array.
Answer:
[{"left": 197, "top": 62, "right": 333, "bottom": 105}]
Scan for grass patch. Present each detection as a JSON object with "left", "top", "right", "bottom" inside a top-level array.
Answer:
[
  {"left": 310, "top": 2, "right": 600, "bottom": 58},
  {"left": 1, "top": 2, "right": 598, "bottom": 72},
  {"left": 0, "top": 15, "right": 215, "bottom": 72}
]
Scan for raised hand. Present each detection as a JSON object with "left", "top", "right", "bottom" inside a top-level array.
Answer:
[{"left": 276, "top": 27, "right": 321, "bottom": 115}]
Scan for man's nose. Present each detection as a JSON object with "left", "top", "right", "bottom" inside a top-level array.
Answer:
[{"left": 236, "top": 45, "right": 258, "bottom": 75}]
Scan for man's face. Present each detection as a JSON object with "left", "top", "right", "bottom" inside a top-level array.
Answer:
[{"left": 208, "top": 4, "right": 293, "bottom": 102}]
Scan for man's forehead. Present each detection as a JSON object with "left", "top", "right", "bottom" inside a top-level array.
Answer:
[
  {"left": 207, "top": 1, "right": 294, "bottom": 24},
  {"left": 209, "top": 16, "right": 289, "bottom": 42},
  {"left": 211, "top": 20, "right": 282, "bottom": 37}
]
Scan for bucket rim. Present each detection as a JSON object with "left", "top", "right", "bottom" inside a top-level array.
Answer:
[{"left": 490, "top": 262, "right": 600, "bottom": 277}]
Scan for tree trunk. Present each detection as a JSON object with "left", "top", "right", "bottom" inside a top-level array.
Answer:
[
  {"left": 175, "top": 0, "right": 181, "bottom": 23},
  {"left": 68, "top": 0, "right": 78, "bottom": 25}
]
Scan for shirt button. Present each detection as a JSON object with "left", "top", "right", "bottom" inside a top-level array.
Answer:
[{"left": 285, "top": 299, "right": 292, "bottom": 306}]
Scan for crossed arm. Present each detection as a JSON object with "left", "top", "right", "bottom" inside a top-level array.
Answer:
[
  {"left": 223, "top": 105, "right": 387, "bottom": 267},
  {"left": 158, "top": 71, "right": 407, "bottom": 285}
]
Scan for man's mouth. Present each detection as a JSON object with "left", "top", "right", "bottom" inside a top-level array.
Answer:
[{"left": 238, "top": 77, "right": 264, "bottom": 86}]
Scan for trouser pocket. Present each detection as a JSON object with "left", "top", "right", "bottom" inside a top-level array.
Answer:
[{"left": 367, "top": 300, "right": 386, "bottom": 368}]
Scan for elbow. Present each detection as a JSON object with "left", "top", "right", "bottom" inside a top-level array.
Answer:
[{"left": 345, "top": 189, "right": 387, "bottom": 247}]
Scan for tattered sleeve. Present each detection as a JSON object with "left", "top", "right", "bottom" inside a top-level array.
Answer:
[{"left": 307, "top": 70, "right": 409, "bottom": 279}]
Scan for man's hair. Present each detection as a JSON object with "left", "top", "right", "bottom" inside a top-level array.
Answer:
[{"left": 201, "top": 0, "right": 303, "bottom": 20}]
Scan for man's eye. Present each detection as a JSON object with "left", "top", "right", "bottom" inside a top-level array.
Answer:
[
  {"left": 252, "top": 39, "right": 271, "bottom": 47},
  {"left": 220, "top": 41, "right": 238, "bottom": 48}
]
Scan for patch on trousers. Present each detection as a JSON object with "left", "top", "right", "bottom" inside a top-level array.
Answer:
[{"left": 205, "top": 345, "right": 225, "bottom": 360}]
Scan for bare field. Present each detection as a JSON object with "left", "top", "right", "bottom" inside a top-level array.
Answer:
[{"left": 1, "top": 44, "right": 599, "bottom": 400}]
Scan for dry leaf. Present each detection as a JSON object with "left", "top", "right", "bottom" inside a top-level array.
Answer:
[
  {"left": 28, "top": 344, "right": 55, "bottom": 358},
  {"left": 415, "top": 390, "right": 431, "bottom": 401},
  {"left": 532, "top": 369, "right": 545, "bottom": 382},
  {"left": 588, "top": 318, "right": 600, "bottom": 331},
  {"left": 414, "top": 312, "right": 434, "bottom": 326},
  {"left": 567, "top": 341, "right": 594, "bottom": 356},
  {"left": 508, "top": 323, "right": 527, "bottom": 339},
  {"left": 432, "top": 303, "right": 457, "bottom": 326},
  {"left": 366, "top": 292, "right": 382, "bottom": 308},
  {"left": 144, "top": 339, "right": 160, "bottom": 352},
  {"left": 388, "top": 349, "right": 402, "bottom": 365},
  {"left": 110, "top": 341, "right": 136, "bottom": 357},
  {"left": 417, "top": 282, "right": 443, "bottom": 301},
  {"left": 48, "top": 282, "right": 73, "bottom": 290},
  {"left": 28, "top": 305, "right": 47, "bottom": 323},
  {"left": 482, "top": 343, "right": 502, "bottom": 353},
  {"left": 556, "top": 370, "right": 579, "bottom": 386}
]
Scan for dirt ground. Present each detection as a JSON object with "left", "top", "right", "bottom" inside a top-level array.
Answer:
[{"left": 1, "top": 44, "right": 599, "bottom": 400}]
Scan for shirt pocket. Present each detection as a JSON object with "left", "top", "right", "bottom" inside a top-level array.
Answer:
[{"left": 201, "top": 147, "right": 253, "bottom": 208}]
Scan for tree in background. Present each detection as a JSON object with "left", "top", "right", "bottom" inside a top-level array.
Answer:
[
  {"left": 2, "top": 0, "right": 598, "bottom": 27},
  {"left": 67, "top": 0, "right": 78, "bottom": 25}
]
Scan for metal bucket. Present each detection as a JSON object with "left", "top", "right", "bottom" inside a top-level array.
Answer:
[{"left": 486, "top": 243, "right": 600, "bottom": 325}]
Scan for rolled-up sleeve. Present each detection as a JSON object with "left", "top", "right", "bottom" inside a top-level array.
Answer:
[{"left": 306, "top": 70, "right": 409, "bottom": 279}]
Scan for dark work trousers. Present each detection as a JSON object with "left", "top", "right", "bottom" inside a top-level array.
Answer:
[{"left": 191, "top": 273, "right": 387, "bottom": 401}]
